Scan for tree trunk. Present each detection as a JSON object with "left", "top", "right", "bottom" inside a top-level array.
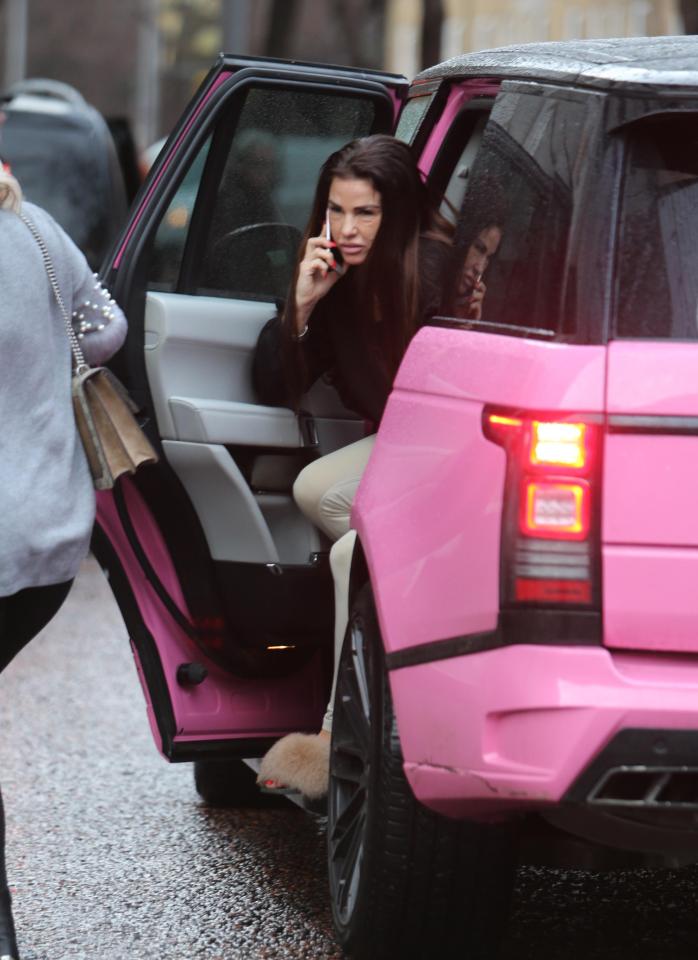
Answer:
[
  {"left": 421, "top": 0, "right": 443, "bottom": 70},
  {"left": 680, "top": 0, "right": 698, "bottom": 34},
  {"left": 327, "top": 0, "right": 386, "bottom": 68},
  {"left": 264, "top": 0, "right": 301, "bottom": 58}
]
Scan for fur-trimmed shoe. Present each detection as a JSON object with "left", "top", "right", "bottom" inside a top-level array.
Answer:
[{"left": 257, "top": 732, "right": 330, "bottom": 799}]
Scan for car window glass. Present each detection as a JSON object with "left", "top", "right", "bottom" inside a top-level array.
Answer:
[
  {"left": 149, "top": 138, "right": 211, "bottom": 292},
  {"left": 197, "top": 87, "right": 376, "bottom": 302},
  {"left": 395, "top": 93, "right": 434, "bottom": 144},
  {"left": 441, "top": 93, "right": 588, "bottom": 336},
  {"left": 615, "top": 115, "right": 698, "bottom": 340},
  {"left": 440, "top": 113, "right": 488, "bottom": 225}
]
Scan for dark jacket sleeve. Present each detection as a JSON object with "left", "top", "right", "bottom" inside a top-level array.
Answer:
[
  {"left": 417, "top": 236, "right": 453, "bottom": 327},
  {"left": 252, "top": 300, "right": 335, "bottom": 407},
  {"left": 252, "top": 311, "right": 288, "bottom": 405}
]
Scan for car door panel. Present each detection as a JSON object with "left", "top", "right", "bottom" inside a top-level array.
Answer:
[
  {"left": 94, "top": 483, "right": 327, "bottom": 758},
  {"left": 144, "top": 292, "right": 276, "bottom": 434},
  {"left": 96, "top": 57, "right": 408, "bottom": 756}
]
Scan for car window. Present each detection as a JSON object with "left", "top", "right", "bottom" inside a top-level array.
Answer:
[
  {"left": 615, "top": 114, "right": 698, "bottom": 340},
  {"left": 395, "top": 93, "right": 434, "bottom": 145},
  {"left": 145, "top": 85, "right": 378, "bottom": 302},
  {"left": 149, "top": 139, "right": 211, "bottom": 292},
  {"left": 437, "top": 112, "right": 489, "bottom": 226},
  {"left": 441, "top": 92, "right": 590, "bottom": 336}
]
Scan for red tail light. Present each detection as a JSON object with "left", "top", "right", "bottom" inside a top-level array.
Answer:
[
  {"left": 530, "top": 420, "right": 588, "bottom": 469},
  {"left": 484, "top": 408, "right": 600, "bottom": 609}
]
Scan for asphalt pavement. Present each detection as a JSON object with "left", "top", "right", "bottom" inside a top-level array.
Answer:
[{"left": 1, "top": 556, "right": 698, "bottom": 959}]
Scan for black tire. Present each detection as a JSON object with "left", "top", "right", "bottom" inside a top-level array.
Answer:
[
  {"left": 328, "top": 585, "right": 518, "bottom": 959},
  {"left": 194, "top": 758, "right": 267, "bottom": 808}
]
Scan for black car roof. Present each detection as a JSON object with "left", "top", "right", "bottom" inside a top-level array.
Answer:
[{"left": 415, "top": 36, "right": 698, "bottom": 93}]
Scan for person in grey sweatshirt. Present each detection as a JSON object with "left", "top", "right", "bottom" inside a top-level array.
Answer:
[{"left": 0, "top": 166, "right": 127, "bottom": 960}]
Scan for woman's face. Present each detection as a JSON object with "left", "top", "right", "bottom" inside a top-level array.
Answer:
[
  {"left": 327, "top": 176, "right": 383, "bottom": 267},
  {"left": 461, "top": 225, "right": 502, "bottom": 292}
]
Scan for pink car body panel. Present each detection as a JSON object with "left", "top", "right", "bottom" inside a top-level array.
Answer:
[
  {"left": 351, "top": 327, "right": 698, "bottom": 815},
  {"left": 353, "top": 326, "right": 606, "bottom": 656},
  {"left": 96, "top": 480, "right": 325, "bottom": 756},
  {"left": 390, "top": 645, "right": 698, "bottom": 819},
  {"left": 603, "top": 341, "right": 698, "bottom": 653}
]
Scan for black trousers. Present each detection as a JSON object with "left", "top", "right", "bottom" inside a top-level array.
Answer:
[
  {"left": 0, "top": 581, "right": 73, "bottom": 676},
  {"left": 0, "top": 578, "right": 71, "bottom": 955}
]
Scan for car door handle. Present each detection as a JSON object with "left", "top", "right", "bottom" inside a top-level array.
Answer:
[{"left": 300, "top": 412, "right": 319, "bottom": 447}]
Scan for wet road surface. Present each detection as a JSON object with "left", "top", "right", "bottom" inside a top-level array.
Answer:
[
  {"left": 1, "top": 557, "right": 698, "bottom": 959},
  {"left": 0, "top": 558, "right": 340, "bottom": 960}
]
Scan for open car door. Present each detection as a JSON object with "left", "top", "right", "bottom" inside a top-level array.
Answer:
[{"left": 94, "top": 56, "right": 407, "bottom": 762}]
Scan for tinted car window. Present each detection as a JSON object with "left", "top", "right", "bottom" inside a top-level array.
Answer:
[
  {"left": 615, "top": 115, "right": 698, "bottom": 340},
  {"left": 148, "top": 88, "right": 376, "bottom": 302},
  {"left": 443, "top": 92, "right": 589, "bottom": 335},
  {"left": 200, "top": 88, "right": 375, "bottom": 301},
  {"left": 149, "top": 139, "right": 211, "bottom": 292},
  {"left": 395, "top": 93, "right": 434, "bottom": 144}
]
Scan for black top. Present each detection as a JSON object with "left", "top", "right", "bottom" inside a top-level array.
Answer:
[
  {"left": 253, "top": 236, "right": 451, "bottom": 425},
  {"left": 414, "top": 36, "right": 698, "bottom": 94}
]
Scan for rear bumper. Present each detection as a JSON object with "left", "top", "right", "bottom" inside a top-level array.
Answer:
[{"left": 389, "top": 644, "right": 698, "bottom": 818}]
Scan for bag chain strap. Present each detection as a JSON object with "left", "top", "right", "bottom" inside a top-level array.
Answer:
[{"left": 20, "top": 213, "right": 89, "bottom": 374}]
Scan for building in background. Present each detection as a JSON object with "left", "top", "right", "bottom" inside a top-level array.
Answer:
[
  {"left": 0, "top": 0, "right": 688, "bottom": 154},
  {"left": 386, "top": 0, "right": 682, "bottom": 76}
]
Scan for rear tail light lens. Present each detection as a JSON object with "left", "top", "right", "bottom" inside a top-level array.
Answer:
[{"left": 484, "top": 408, "right": 600, "bottom": 609}]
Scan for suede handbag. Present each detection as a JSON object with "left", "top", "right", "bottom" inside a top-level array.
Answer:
[{"left": 21, "top": 213, "right": 158, "bottom": 490}]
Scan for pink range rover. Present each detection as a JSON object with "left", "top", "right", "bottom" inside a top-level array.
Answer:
[{"left": 97, "top": 35, "right": 698, "bottom": 959}]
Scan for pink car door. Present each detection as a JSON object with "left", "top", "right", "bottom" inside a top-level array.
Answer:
[{"left": 94, "top": 56, "right": 408, "bottom": 762}]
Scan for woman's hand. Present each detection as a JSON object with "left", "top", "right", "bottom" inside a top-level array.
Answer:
[
  {"left": 294, "top": 232, "right": 342, "bottom": 333},
  {"left": 467, "top": 279, "right": 487, "bottom": 321}
]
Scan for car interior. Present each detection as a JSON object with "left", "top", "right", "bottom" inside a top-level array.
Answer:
[{"left": 124, "top": 76, "right": 497, "bottom": 674}]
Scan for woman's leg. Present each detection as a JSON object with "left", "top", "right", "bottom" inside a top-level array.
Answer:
[
  {"left": 0, "top": 581, "right": 73, "bottom": 674},
  {"left": 257, "top": 438, "right": 375, "bottom": 797},
  {"left": 293, "top": 434, "right": 376, "bottom": 541},
  {"left": 0, "top": 580, "right": 73, "bottom": 960},
  {"left": 0, "top": 789, "right": 18, "bottom": 959},
  {"left": 321, "top": 529, "right": 357, "bottom": 733}
]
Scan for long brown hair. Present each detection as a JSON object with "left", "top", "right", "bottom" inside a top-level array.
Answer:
[{"left": 283, "top": 135, "right": 449, "bottom": 402}]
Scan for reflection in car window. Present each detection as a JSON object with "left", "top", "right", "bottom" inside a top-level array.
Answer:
[
  {"left": 442, "top": 93, "right": 589, "bottom": 336},
  {"left": 395, "top": 93, "right": 434, "bottom": 145},
  {"left": 200, "top": 88, "right": 375, "bottom": 302},
  {"left": 149, "top": 138, "right": 211, "bottom": 292},
  {"left": 616, "top": 116, "right": 698, "bottom": 340}
]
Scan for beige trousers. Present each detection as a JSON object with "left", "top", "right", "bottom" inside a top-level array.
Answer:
[{"left": 292, "top": 434, "right": 376, "bottom": 731}]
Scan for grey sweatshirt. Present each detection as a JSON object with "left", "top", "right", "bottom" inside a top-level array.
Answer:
[{"left": 1, "top": 202, "right": 127, "bottom": 596}]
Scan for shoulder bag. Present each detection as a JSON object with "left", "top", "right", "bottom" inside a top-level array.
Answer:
[{"left": 21, "top": 213, "right": 158, "bottom": 490}]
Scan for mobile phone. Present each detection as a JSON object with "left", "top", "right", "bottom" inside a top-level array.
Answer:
[{"left": 325, "top": 211, "right": 344, "bottom": 273}]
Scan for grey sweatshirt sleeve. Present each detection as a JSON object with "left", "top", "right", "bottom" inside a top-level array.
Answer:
[
  {"left": 26, "top": 202, "right": 127, "bottom": 366},
  {"left": 70, "top": 269, "right": 127, "bottom": 366}
]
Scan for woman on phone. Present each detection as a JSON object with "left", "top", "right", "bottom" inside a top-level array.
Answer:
[
  {"left": 252, "top": 134, "right": 453, "bottom": 798},
  {"left": 0, "top": 165, "right": 126, "bottom": 959}
]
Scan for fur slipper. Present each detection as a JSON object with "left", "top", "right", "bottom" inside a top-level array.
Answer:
[{"left": 257, "top": 732, "right": 330, "bottom": 799}]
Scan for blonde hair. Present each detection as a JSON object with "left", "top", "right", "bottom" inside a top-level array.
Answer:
[{"left": 0, "top": 166, "right": 22, "bottom": 212}]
